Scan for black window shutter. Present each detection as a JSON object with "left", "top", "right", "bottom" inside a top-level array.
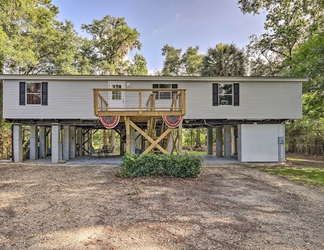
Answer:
[
  {"left": 19, "top": 82, "right": 25, "bottom": 105},
  {"left": 212, "top": 83, "right": 218, "bottom": 106},
  {"left": 152, "top": 84, "right": 159, "bottom": 100},
  {"left": 42, "top": 82, "right": 48, "bottom": 105},
  {"left": 234, "top": 83, "right": 239, "bottom": 106}
]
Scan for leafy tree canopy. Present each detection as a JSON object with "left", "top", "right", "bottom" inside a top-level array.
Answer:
[
  {"left": 238, "top": 0, "right": 324, "bottom": 76},
  {"left": 161, "top": 45, "right": 203, "bottom": 76},
  {"left": 288, "top": 32, "right": 324, "bottom": 119},
  {"left": 182, "top": 46, "right": 203, "bottom": 76},
  {"left": 125, "top": 54, "right": 148, "bottom": 76},
  {"left": 81, "top": 15, "right": 142, "bottom": 75},
  {"left": 0, "top": 0, "right": 64, "bottom": 74},
  {"left": 161, "top": 44, "right": 183, "bottom": 76}
]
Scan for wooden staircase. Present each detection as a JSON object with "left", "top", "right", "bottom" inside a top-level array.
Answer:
[
  {"left": 147, "top": 118, "right": 170, "bottom": 154},
  {"left": 94, "top": 87, "right": 185, "bottom": 155}
]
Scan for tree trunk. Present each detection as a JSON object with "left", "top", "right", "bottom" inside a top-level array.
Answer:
[
  {"left": 103, "top": 130, "right": 108, "bottom": 146},
  {"left": 0, "top": 80, "right": 3, "bottom": 157},
  {"left": 195, "top": 128, "right": 201, "bottom": 148},
  {"left": 111, "top": 129, "right": 115, "bottom": 153}
]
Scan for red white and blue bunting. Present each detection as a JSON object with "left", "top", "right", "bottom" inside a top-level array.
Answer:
[
  {"left": 162, "top": 116, "right": 182, "bottom": 128},
  {"left": 99, "top": 116, "right": 120, "bottom": 129}
]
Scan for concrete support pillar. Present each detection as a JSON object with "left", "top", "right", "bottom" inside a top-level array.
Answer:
[
  {"left": 63, "top": 125, "right": 70, "bottom": 161},
  {"left": 232, "top": 127, "right": 237, "bottom": 155},
  {"left": 69, "top": 126, "right": 76, "bottom": 159},
  {"left": 216, "top": 127, "right": 223, "bottom": 157},
  {"left": 13, "top": 124, "right": 23, "bottom": 162},
  {"left": 224, "top": 126, "right": 232, "bottom": 158},
  {"left": 76, "top": 128, "right": 82, "bottom": 156},
  {"left": 237, "top": 125, "right": 242, "bottom": 162},
  {"left": 207, "top": 127, "right": 213, "bottom": 155},
  {"left": 39, "top": 127, "right": 46, "bottom": 158},
  {"left": 51, "top": 123, "right": 60, "bottom": 164},
  {"left": 29, "top": 125, "right": 38, "bottom": 160}
]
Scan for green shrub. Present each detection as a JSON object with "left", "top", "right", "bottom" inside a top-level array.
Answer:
[{"left": 117, "top": 153, "right": 203, "bottom": 178}]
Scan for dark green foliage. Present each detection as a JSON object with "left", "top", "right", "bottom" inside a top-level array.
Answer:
[
  {"left": 117, "top": 153, "right": 203, "bottom": 178},
  {"left": 201, "top": 43, "right": 247, "bottom": 76}
]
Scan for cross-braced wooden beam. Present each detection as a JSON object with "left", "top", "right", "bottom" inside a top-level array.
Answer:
[
  {"left": 170, "top": 129, "right": 179, "bottom": 154},
  {"left": 129, "top": 120, "right": 171, "bottom": 155}
]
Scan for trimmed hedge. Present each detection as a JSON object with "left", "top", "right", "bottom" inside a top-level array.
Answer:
[{"left": 116, "top": 153, "right": 203, "bottom": 178}]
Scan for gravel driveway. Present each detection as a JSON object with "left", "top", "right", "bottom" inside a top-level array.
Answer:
[{"left": 0, "top": 163, "right": 323, "bottom": 249}]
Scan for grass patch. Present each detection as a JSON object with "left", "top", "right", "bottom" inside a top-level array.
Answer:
[
  {"left": 184, "top": 151, "right": 207, "bottom": 155},
  {"left": 254, "top": 157, "right": 324, "bottom": 190},
  {"left": 257, "top": 166, "right": 324, "bottom": 186}
]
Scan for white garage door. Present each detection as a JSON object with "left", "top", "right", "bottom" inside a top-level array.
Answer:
[{"left": 241, "top": 124, "right": 278, "bottom": 162}]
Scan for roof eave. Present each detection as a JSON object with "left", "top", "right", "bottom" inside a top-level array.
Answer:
[{"left": 0, "top": 75, "right": 309, "bottom": 82}]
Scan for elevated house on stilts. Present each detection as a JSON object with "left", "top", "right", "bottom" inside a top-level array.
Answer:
[{"left": 1, "top": 75, "right": 306, "bottom": 163}]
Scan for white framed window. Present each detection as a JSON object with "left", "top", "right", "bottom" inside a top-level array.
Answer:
[
  {"left": 26, "top": 82, "right": 42, "bottom": 105},
  {"left": 219, "top": 84, "right": 233, "bottom": 105},
  {"left": 152, "top": 84, "right": 178, "bottom": 100},
  {"left": 212, "top": 83, "right": 239, "bottom": 106},
  {"left": 19, "top": 82, "right": 48, "bottom": 106},
  {"left": 112, "top": 84, "right": 122, "bottom": 100}
]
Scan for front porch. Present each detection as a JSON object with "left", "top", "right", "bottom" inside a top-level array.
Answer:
[{"left": 93, "top": 88, "right": 186, "bottom": 156}]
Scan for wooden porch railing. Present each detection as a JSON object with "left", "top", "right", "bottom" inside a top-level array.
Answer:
[{"left": 93, "top": 88, "right": 186, "bottom": 117}]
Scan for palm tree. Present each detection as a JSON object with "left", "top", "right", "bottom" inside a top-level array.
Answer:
[{"left": 201, "top": 43, "right": 247, "bottom": 76}]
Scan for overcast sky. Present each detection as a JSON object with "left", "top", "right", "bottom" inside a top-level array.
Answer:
[{"left": 51, "top": 0, "right": 267, "bottom": 72}]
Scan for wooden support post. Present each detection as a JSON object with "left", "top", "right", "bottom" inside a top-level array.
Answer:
[
  {"left": 178, "top": 121, "right": 183, "bottom": 155},
  {"left": 152, "top": 94, "right": 156, "bottom": 111},
  {"left": 94, "top": 89, "right": 98, "bottom": 116},
  {"left": 125, "top": 117, "right": 131, "bottom": 154},
  {"left": 181, "top": 90, "right": 186, "bottom": 115},
  {"left": 139, "top": 90, "right": 142, "bottom": 115}
]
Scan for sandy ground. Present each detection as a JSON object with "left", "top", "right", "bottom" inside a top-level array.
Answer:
[{"left": 0, "top": 162, "right": 323, "bottom": 250}]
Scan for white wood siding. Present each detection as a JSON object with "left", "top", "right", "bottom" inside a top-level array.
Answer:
[
  {"left": 3, "top": 79, "right": 302, "bottom": 120},
  {"left": 4, "top": 80, "right": 105, "bottom": 119},
  {"left": 178, "top": 81, "right": 302, "bottom": 119}
]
